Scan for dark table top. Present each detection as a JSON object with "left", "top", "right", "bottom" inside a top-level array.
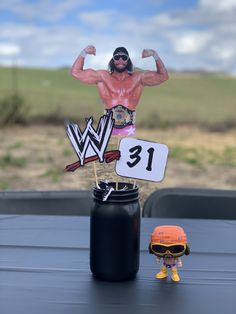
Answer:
[{"left": 1, "top": 215, "right": 236, "bottom": 314}]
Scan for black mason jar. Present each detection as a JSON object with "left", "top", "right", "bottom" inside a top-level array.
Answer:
[{"left": 90, "top": 182, "right": 141, "bottom": 281}]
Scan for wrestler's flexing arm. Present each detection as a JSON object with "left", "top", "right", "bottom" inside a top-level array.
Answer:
[
  {"left": 71, "top": 45, "right": 102, "bottom": 84},
  {"left": 141, "top": 49, "right": 169, "bottom": 86}
]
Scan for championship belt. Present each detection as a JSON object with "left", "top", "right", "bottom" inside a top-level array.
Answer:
[{"left": 105, "top": 105, "right": 136, "bottom": 129}]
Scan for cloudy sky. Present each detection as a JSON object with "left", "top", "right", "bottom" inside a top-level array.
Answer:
[{"left": 0, "top": 0, "right": 236, "bottom": 74}]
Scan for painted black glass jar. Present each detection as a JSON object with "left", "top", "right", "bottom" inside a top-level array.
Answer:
[{"left": 90, "top": 182, "right": 140, "bottom": 281}]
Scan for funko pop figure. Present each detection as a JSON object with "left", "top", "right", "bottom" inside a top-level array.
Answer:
[{"left": 149, "top": 225, "right": 190, "bottom": 282}]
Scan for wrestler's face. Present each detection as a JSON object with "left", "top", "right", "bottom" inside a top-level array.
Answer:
[{"left": 113, "top": 54, "right": 129, "bottom": 73}]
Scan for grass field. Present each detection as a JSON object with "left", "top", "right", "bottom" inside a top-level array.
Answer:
[
  {"left": 0, "top": 66, "right": 235, "bottom": 129},
  {"left": 0, "top": 67, "right": 235, "bottom": 196},
  {"left": 0, "top": 125, "right": 235, "bottom": 204}
]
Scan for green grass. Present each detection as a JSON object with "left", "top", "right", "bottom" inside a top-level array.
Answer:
[
  {"left": 169, "top": 145, "right": 236, "bottom": 167},
  {"left": 169, "top": 146, "right": 203, "bottom": 167},
  {"left": 0, "top": 153, "right": 27, "bottom": 168},
  {"left": 63, "top": 148, "right": 74, "bottom": 157},
  {"left": 41, "top": 168, "right": 63, "bottom": 183},
  {"left": 0, "top": 66, "right": 235, "bottom": 129},
  {"left": 138, "top": 74, "right": 236, "bottom": 128},
  {"left": 7, "top": 142, "right": 24, "bottom": 150},
  {"left": 0, "top": 180, "right": 10, "bottom": 190}
]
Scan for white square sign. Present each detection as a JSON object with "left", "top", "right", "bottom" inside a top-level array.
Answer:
[{"left": 116, "top": 138, "right": 168, "bottom": 182}]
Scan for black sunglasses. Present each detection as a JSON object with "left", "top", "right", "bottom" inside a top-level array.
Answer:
[
  {"left": 113, "top": 54, "right": 129, "bottom": 61},
  {"left": 151, "top": 244, "right": 186, "bottom": 255}
]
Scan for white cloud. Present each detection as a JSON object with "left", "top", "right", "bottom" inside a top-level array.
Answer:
[
  {"left": 0, "top": 0, "right": 89, "bottom": 22},
  {"left": 0, "top": 24, "right": 38, "bottom": 39},
  {"left": 0, "top": 43, "right": 21, "bottom": 55},
  {"left": 219, "top": 49, "right": 235, "bottom": 61},
  {"left": 0, "top": 1, "right": 236, "bottom": 74},
  {"left": 148, "top": 13, "right": 183, "bottom": 28},
  {"left": 200, "top": 0, "right": 236, "bottom": 11},
  {"left": 170, "top": 32, "right": 212, "bottom": 54},
  {"left": 210, "top": 46, "right": 236, "bottom": 61},
  {"left": 79, "top": 10, "right": 116, "bottom": 29}
]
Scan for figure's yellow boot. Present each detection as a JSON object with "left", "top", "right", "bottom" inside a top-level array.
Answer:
[
  {"left": 156, "top": 266, "right": 168, "bottom": 279},
  {"left": 171, "top": 267, "right": 180, "bottom": 282}
]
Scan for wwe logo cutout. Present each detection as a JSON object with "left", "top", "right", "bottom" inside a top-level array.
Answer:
[{"left": 65, "top": 112, "right": 120, "bottom": 172}]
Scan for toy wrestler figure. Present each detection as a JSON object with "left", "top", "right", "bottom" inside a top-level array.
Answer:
[
  {"left": 149, "top": 225, "right": 190, "bottom": 282},
  {"left": 71, "top": 45, "right": 168, "bottom": 136}
]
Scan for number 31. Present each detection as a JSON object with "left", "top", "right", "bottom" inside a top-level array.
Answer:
[{"left": 127, "top": 145, "right": 155, "bottom": 171}]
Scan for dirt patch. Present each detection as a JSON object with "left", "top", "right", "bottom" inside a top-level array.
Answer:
[{"left": 0, "top": 125, "right": 235, "bottom": 207}]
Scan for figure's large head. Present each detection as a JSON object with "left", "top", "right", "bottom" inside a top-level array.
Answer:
[
  {"left": 108, "top": 47, "right": 134, "bottom": 74},
  {"left": 149, "top": 225, "right": 190, "bottom": 258}
]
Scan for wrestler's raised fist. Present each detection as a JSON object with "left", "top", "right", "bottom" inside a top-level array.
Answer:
[
  {"left": 84, "top": 45, "right": 96, "bottom": 55},
  {"left": 142, "top": 49, "right": 156, "bottom": 58}
]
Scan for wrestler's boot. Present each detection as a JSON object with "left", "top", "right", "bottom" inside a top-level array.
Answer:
[
  {"left": 171, "top": 267, "right": 180, "bottom": 282},
  {"left": 155, "top": 266, "right": 168, "bottom": 279}
]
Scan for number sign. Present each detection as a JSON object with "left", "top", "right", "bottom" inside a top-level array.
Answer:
[{"left": 116, "top": 138, "right": 168, "bottom": 182}]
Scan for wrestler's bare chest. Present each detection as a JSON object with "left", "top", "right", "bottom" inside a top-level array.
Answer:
[{"left": 97, "top": 72, "right": 143, "bottom": 99}]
